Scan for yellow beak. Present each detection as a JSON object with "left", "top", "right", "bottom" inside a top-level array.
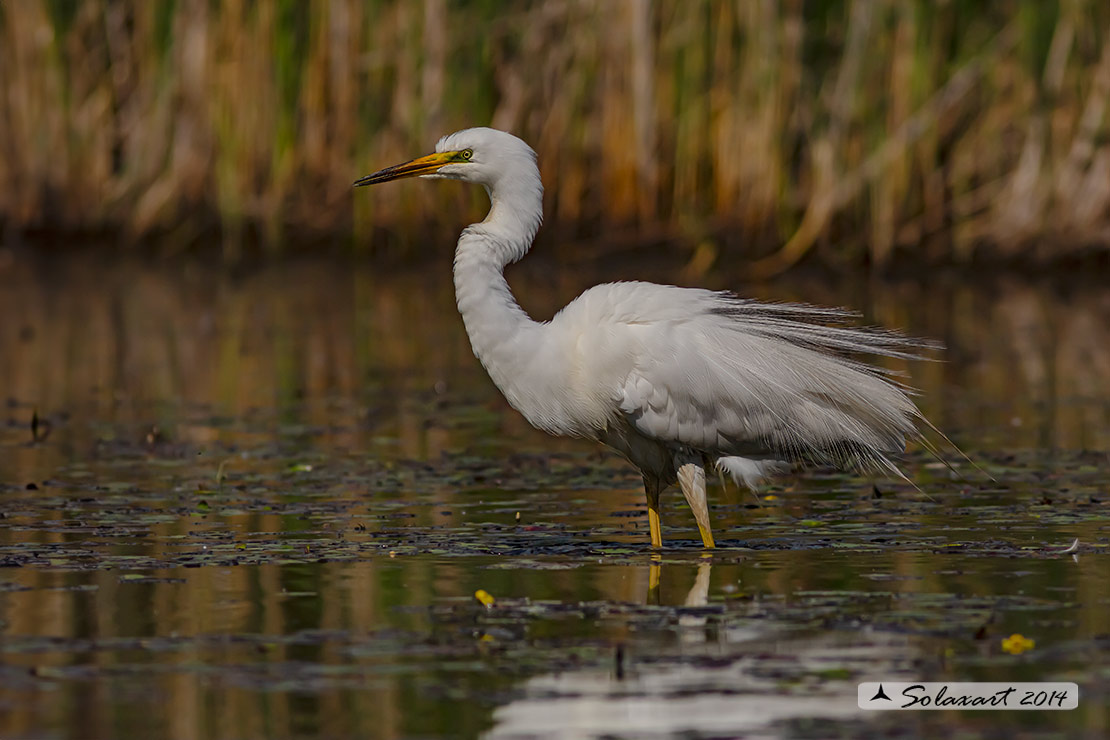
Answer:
[{"left": 353, "top": 151, "right": 462, "bottom": 187}]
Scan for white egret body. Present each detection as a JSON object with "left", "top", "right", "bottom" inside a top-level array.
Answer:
[{"left": 355, "top": 127, "right": 933, "bottom": 548}]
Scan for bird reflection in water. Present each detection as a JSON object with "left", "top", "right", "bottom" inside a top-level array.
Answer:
[{"left": 646, "top": 558, "right": 713, "bottom": 608}]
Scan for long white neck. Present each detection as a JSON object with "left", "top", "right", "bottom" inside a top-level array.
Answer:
[{"left": 453, "top": 170, "right": 546, "bottom": 416}]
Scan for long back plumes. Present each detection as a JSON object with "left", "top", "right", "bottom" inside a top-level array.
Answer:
[
  {"left": 706, "top": 292, "right": 938, "bottom": 473},
  {"left": 709, "top": 295, "right": 940, "bottom": 362}
]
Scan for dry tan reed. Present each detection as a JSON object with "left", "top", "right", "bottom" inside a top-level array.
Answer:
[{"left": 1, "top": 0, "right": 1110, "bottom": 267}]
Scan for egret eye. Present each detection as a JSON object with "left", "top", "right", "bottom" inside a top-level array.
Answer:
[{"left": 460, "top": 149, "right": 474, "bottom": 160}]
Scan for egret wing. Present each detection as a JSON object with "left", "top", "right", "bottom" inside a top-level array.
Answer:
[{"left": 595, "top": 284, "right": 929, "bottom": 468}]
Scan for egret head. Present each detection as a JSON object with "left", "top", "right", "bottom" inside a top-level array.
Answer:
[{"left": 354, "top": 127, "right": 537, "bottom": 190}]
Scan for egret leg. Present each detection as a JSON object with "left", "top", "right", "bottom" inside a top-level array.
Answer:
[
  {"left": 675, "top": 453, "right": 715, "bottom": 549},
  {"left": 644, "top": 477, "right": 664, "bottom": 548}
]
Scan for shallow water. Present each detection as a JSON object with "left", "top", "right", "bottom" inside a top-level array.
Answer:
[{"left": 0, "top": 253, "right": 1108, "bottom": 739}]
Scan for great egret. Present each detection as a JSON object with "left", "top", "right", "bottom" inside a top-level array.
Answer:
[{"left": 355, "top": 127, "right": 935, "bottom": 549}]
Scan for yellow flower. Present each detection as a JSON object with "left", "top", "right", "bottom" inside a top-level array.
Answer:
[
  {"left": 474, "top": 589, "right": 496, "bottom": 608},
  {"left": 1001, "top": 633, "right": 1034, "bottom": 655}
]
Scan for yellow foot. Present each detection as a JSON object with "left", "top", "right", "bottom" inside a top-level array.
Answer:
[
  {"left": 697, "top": 523, "right": 716, "bottom": 549},
  {"left": 648, "top": 505, "right": 663, "bottom": 548}
]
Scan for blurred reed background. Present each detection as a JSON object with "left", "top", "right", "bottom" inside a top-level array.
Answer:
[{"left": 2, "top": 0, "right": 1110, "bottom": 269}]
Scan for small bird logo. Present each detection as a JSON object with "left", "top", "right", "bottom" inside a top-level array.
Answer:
[{"left": 870, "top": 684, "right": 892, "bottom": 702}]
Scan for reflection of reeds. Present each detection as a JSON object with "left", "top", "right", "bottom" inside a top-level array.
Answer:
[
  {"left": 2, "top": 1, "right": 1110, "bottom": 265},
  {"left": 0, "top": 255, "right": 1107, "bottom": 736},
  {"left": 0, "top": 258, "right": 1106, "bottom": 457}
]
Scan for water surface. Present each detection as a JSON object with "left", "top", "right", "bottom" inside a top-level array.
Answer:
[{"left": 0, "top": 254, "right": 1107, "bottom": 738}]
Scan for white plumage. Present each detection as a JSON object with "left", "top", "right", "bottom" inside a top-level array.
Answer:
[{"left": 355, "top": 127, "right": 935, "bottom": 549}]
